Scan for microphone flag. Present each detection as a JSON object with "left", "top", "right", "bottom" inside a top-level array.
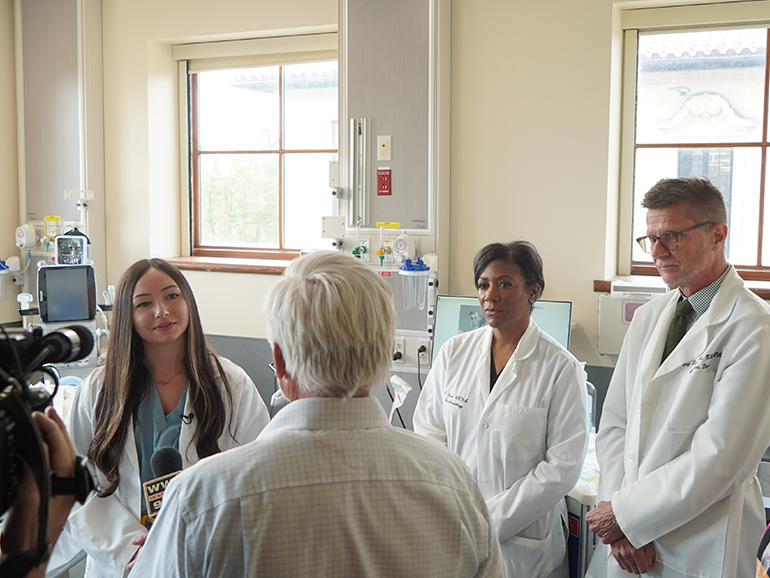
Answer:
[
  {"left": 143, "top": 446, "right": 183, "bottom": 523},
  {"left": 143, "top": 471, "right": 181, "bottom": 520}
]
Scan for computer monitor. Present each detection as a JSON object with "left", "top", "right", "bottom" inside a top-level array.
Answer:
[
  {"left": 431, "top": 295, "right": 573, "bottom": 365},
  {"left": 37, "top": 264, "right": 96, "bottom": 323}
]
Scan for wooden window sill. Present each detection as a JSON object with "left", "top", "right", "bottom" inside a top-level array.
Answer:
[
  {"left": 593, "top": 275, "right": 770, "bottom": 300},
  {"left": 166, "top": 256, "right": 288, "bottom": 275}
]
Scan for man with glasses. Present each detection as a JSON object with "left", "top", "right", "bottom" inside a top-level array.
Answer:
[{"left": 586, "top": 177, "right": 770, "bottom": 578}]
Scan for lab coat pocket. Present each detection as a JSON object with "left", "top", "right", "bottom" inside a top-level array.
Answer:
[
  {"left": 501, "top": 529, "right": 559, "bottom": 578},
  {"left": 490, "top": 404, "right": 547, "bottom": 462},
  {"left": 666, "top": 369, "right": 716, "bottom": 434}
]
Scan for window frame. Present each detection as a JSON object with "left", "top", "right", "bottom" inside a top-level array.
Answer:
[
  {"left": 173, "top": 31, "right": 338, "bottom": 263},
  {"left": 618, "top": 2, "right": 770, "bottom": 281}
]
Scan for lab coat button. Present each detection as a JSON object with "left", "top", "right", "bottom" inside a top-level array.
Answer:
[
  {"left": 482, "top": 422, "right": 489, "bottom": 429},
  {"left": 628, "top": 454, "right": 635, "bottom": 462}
]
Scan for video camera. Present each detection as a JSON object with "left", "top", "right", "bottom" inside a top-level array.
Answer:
[{"left": 0, "top": 325, "right": 95, "bottom": 577}]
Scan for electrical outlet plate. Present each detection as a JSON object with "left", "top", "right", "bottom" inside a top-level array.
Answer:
[
  {"left": 417, "top": 338, "right": 431, "bottom": 364},
  {"left": 377, "top": 135, "right": 392, "bottom": 161},
  {"left": 393, "top": 336, "right": 405, "bottom": 364}
]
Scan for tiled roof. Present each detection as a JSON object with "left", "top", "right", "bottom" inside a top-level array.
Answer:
[{"left": 640, "top": 29, "right": 766, "bottom": 60}]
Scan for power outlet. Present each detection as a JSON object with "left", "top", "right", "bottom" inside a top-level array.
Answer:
[
  {"left": 393, "top": 336, "right": 405, "bottom": 364},
  {"left": 417, "top": 338, "right": 431, "bottom": 364}
]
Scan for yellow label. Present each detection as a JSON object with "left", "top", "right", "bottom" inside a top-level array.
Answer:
[
  {"left": 44, "top": 215, "right": 62, "bottom": 221},
  {"left": 375, "top": 222, "right": 400, "bottom": 229}
]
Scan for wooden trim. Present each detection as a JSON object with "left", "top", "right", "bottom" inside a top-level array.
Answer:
[
  {"left": 631, "top": 262, "right": 770, "bottom": 282},
  {"left": 594, "top": 279, "right": 612, "bottom": 293},
  {"left": 278, "top": 65, "right": 284, "bottom": 249},
  {"left": 759, "top": 28, "right": 770, "bottom": 266},
  {"left": 192, "top": 247, "right": 300, "bottom": 260},
  {"left": 166, "top": 256, "right": 287, "bottom": 275},
  {"left": 636, "top": 141, "right": 766, "bottom": 149},
  {"left": 594, "top": 274, "right": 770, "bottom": 299},
  {"left": 191, "top": 73, "right": 201, "bottom": 252}
]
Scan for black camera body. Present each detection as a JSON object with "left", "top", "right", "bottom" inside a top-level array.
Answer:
[{"left": 0, "top": 325, "right": 95, "bottom": 577}]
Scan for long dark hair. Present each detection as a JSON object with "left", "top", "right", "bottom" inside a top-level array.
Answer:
[{"left": 88, "top": 258, "right": 233, "bottom": 496}]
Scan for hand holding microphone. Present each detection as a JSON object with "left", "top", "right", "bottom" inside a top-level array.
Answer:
[
  {"left": 131, "top": 448, "right": 183, "bottom": 570},
  {"left": 142, "top": 447, "right": 183, "bottom": 527}
]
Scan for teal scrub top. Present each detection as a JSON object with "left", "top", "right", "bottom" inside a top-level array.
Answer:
[{"left": 134, "top": 382, "right": 188, "bottom": 514}]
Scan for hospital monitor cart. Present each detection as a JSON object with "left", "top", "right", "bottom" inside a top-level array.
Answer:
[{"left": 37, "top": 264, "right": 98, "bottom": 378}]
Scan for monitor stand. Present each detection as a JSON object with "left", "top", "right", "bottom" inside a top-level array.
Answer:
[{"left": 41, "top": 319, "right": 99, "bottom": 380}]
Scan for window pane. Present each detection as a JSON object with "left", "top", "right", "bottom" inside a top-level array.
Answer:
[
  {"left": 197, "top": 68, "right": 279, "bottom": 151},
  {"left": 283, "top": 153, "right": 337, "bottom": 250},
  {"left": 199, "top": 154, "right": 279, "bottom": 247},
  {"left": 283, "top": 61, "right": 339, "bottom": 150},
  {"left": 636, "top": 29, "right": 766, "bottom": 145},
  {"left": 632, "top": 147, "right": 762, "bottom": 266}
]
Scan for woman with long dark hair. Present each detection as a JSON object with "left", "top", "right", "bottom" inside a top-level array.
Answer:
[{"left": 50, "top": 258, "right": 269, "bottom": 577}]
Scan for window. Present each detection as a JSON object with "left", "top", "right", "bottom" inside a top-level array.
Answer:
[
  {"left": 620, "top": 4, "right": 770, "bottom": 280},
  {"left": 190, "top": 61, "right": 338, "bottom": 259},
  {"left": 173, "top": 32, "right": 339, "bottom": 262}
]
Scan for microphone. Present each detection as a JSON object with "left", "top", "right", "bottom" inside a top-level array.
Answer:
[{"left": 142, "top": 447, "right": 183, "bottom": 525}]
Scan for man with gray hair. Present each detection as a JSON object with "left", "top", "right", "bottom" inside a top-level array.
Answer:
[
  {"left": 130, "top": 251, "right": 502, "bottom": 577},
  {"left": 586, "top": 177, "right": 770, "bottom": 577}
]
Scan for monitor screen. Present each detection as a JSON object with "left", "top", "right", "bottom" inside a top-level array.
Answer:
[
  {"left": 431, "top": 295, "right": 573, "bottom": 365},
  {"left": 38, "top": 265, "right": 96, "bottom": 323}
]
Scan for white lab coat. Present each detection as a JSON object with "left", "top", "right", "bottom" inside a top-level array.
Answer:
[
  {"left": 414, "top": 319, "right": 589, "bottom": 578},
  {"left": 48, "top": 356, "right": 270, "bottom": 578},
  {"left": 587, "top": 267, "right": 770, "bottom": 578}
]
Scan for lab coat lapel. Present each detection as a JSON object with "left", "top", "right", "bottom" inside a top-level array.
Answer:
[
  {"left": 484, "top": 319, "right": 539, "bottom": 408},
  {"left": 639, "top": 293, "right": 677, "bottom": 386},
  {"left": 124, "top": 415, "right": 142, "bottom": 513},
  {"left": 655, "top": 315, "right": 709, "bottom": 378},
  {"left": 655, "top": 267, "right": 740, "bottom": 379},
  {"left": 474, "top": 327, "right": 496, "bottom": 408}
]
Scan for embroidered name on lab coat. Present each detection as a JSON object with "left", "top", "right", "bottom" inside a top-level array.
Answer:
[
  {"left": 682, "top": 351, "right": 722, "bottom": 373},
  {"left": 443, "top": 391, "right": 468, "bottom": 409}
]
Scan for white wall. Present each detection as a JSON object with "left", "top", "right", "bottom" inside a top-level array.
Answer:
[
  {"left": 450, "top": 0, "right": 624, "bottom": 364},
  {"left": 4, "top": 0, "right": 731, "bottom": 364}
]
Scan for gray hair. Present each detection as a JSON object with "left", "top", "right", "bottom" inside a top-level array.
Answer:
[
  {"left": 642, "top": 177, "right": 727, "bottom": 224},
  {"left": 264, "top": 251, "right": 396, "bottom": 398}
]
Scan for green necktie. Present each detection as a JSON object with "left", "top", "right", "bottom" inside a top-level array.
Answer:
[{"left": 662, "top": 298, "right": 693, "bottom": 362}]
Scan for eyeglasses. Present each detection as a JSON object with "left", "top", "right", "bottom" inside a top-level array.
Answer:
[{"left": 636, "top": 221, "right": 715, "bottom": 254}]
